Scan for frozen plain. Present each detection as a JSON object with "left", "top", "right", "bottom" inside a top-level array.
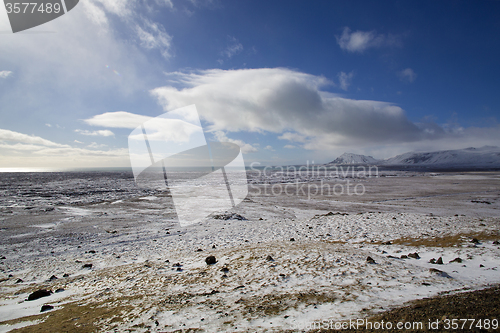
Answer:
[{"left": 0, "top": 170, "right": 499, "bottom": 332}]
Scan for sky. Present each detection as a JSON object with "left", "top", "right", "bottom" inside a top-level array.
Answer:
[{"left": 0, "top": 0, "right": 499, "bottom": 169}]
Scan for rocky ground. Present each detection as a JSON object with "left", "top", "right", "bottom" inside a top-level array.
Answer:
[{"left": 0, "top": 171, "right": 499, "bottom": 332}]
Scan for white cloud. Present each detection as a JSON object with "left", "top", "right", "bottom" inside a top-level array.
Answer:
[
  {"left": 74, "top": 140, "right": 83, "bottom": 144},
  {"left": 75, "top": 129, "right": 115, "bottom": 137},
  {"left": 213, "top": 131, "right": 257, "bottom": 153},
  {"left": 338, "top": 71, "right": 354, "bottom": 91},
  {"left": 151, "top": 68, "right": 428, "bottom": 149},
  {"left": 0, "top": 71, "right": 12, "bottom": 79},
  {"left": 222, "top": 36, "right": 243, "bottom": 58},
  {"left": 84, "top": 112, "right": 152, "bottom": 128},
  {"left": 278, "top": 132, "right": 307, "bottom": 143},
  {"left": 135, "top": 19, "right": 172, "bottom": 59},
  {"left": 284, "top": 145, "right": 297, "bottom": 149},
  {"left": 398, "top": 68, "right": 417, "bottom": 83},
  {"left": 336, "top": 27, "right": 400, "bottom": 53},
  {"left": 0, "top": 129, "right": 69, "bottom": 147},
  {"left": 87, "top": 142, "right": 108, "bottom": 148},
  {"left": 0, "top": 129, "right": 129, "bottom": 168},
  {"left": 264, "top": 145, "right": 275, "bottom": 151}
]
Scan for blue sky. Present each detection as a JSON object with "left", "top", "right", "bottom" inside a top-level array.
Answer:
[{"left": 0, "top": 0, "right": 499, "bottom": 168}]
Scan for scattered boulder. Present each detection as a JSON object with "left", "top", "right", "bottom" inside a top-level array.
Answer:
[
  {"left": 493, "top": 240, "right": 499, "bottom": 245},
  {"left": 173, "top": 263, "right": 182, "bottom": 267},
  {"left": 15, "top": 278, "right": 23, "bottom": 284},
  {"left": 429, "top": 268, "right": 452, "bottom": 278},
  {"left": 408, "top": 252, "right": 420, "bottom": 259},
  {"left": 205, "top": 256, "right": 217, "bottom": 265},
  {"left": 55, "top": 288, "right": 65, "bottom": 293},
  {"left": 400, "top": 255, "right": 408, "bottom": 259},
  {"left": 382, "top": 241, "right": 392, "bottom": 245},
  {"left": 213, "top": 213, "right": 247, "bottom": 221},
  {"left": 471, "top": 238, "right": 480, "bottom": 244},
  {"left": 480, "top": 264, "right": 485, "bottom": 268},
  {"left": 429, "top": 258, "right": 436, "bottom": 264},
  {"left": 27, "top": 289, "right": 52, "bottom": 301},
  {"left": 449, "top": 257, "right": 463, "bottom": 263},
  {"left": 266, "top": 255, "right": 274, "bottom": 261},
  {"left": 88, "top": 250, "right": 96, "bottom": 254},
  {"left": 0, "top": 256, "right": 5, "bottom": 260},
  {"left": 82, "top": 263, "right": 93, "bottom": 269},
  {"left": 436, "top": 257, "right": 444, "bottom": 265},
  {"left": 366, "top": 256, "right": 376, "bottom": 264},
  {"left": 63, "top": 273, "right": 70, "bottom": 278},
  {"left": 196, "top": 249, "right": 203, "bottom": 252},
  {"left": 290, "top": 238, "right": 295, "bottom": 242},
  {"left": 48, "top": 275, "right": 58, "bottom": 281},
  {"left": 212, "top": 245, "right": 216, "bottom": 249},
  {"left": 220, "top": 267, "right": 229, "bottom": 273},
  {"left": 40, "top": 304, "right": 54, "bottom": 312}
]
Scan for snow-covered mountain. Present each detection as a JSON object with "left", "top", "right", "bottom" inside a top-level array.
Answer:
[
  {"left": 328, "top": 146, "right": 500, "bottom": 167},
  {"left": 383, "top": 146, "right": 500, "bottom": 166},
  {"left": 328, "top": 153, "right": 379, "bottom": 165}
]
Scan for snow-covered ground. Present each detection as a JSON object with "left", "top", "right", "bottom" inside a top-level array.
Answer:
[{"left": 0, "top": 171, "right": 499, "bottom": 332}]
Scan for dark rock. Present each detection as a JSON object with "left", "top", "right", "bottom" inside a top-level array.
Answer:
[
  {"left": 205, "top": 256, "right": 217, "bottom": 265},
  {"left": 173, "top": 262, "right": 182, "bottom": 267},
  {"left": 63, "top": 273, "right": 70, "bottom": 278},
  {"left": 290, "top": 238, "right": 295, "bottom": 242},
  {"left": 0, "top": 256, "right": 5, "bottom": 260},
  {"left": 408, "top": 252, "right": 420, "bottom": 259},
  {"left": 366, "top": 256, "right": 376, "bottom": 264},
  {"left": 88, "top": 250, "right": 96, "bottom": 254},
  {"left": 401, "top": 255, "right": 408, "bottom": 259},
  {"left": 429, "top": 258, "right": 436, "bottom": 264},
  {"left": 382, "top": 241, "right": 392, "bottom": 245},
  {"left": 266, "top": 255, "right": 274, "bottom": 261},
  {"left": 48, "top": 275, "right": 58, "bottom": 281},
  {"left": 480, "top": 264, "right": 485, "bottom": 268},
  {"left": 221, "top": 274, "right": 228, "bottom": 278},
  {"left": 493, "top": 241, "right": 499, "bottom": 245},
  {"left": 27, "top": 289, "right": 52, "bottom": 301},
  {"left": 471, "top": 238, "right": 480, "bottom": 244},
  {"left": 40, "top": 304, "right": 54, "bottom": 312},
  {"left": 212, "top": 245, "right": 216, "bottom": 249},
  {"left": 449, "top": 257, "right": 463, "bottom": 263},
  {"left": 176, "top": 267, "right": 182, "bottom": 272},
  {"left": 429, "top": 268, "right": 452, "bottom": 278},
  {"left": 220, "top": 267, "right": 229, "bottom": 273},
  {"left": 55, "top": 288, "right": 65, "bottom": 293},
  {"left": 196, "top": 249, "right": 203, "bottom": 252},
  {"left": 213, "top": 213, "right": 247, "bottom": 220},
  {"left": 436, "top": 257, "right": 444, "bottom": 265},
  {"left": 15, "top": 278, "right": 23, "bottom": 283},
  {"left": 82, "top": 263, "right": 93, "bottom": 269}
]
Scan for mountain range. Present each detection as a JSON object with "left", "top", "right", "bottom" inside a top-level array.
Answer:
[{"left": 328, "top": 146, "right": 500, "bottom": 167}]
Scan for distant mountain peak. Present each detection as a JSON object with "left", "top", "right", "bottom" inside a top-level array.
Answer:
[
  {"left": 383, "top": 146, "right": 500, "bottom": 166},
  {"left": 329, "top": 152, "right": 379, "bottom": 165}
]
